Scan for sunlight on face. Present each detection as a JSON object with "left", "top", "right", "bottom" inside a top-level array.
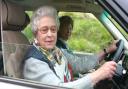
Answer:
[{"left": 36, "top": 16, "right": 57, "bottom": 50}]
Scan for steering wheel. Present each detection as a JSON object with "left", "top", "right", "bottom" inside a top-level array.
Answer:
[
  {"left": 107, "top": 39, "right": 124, "bottom": 63},
  {"left": 105, "top": 40, "right": 125, "bottom": 89},
  {"left": 105, "top": 40, "right": 125, "bottom": 77}
]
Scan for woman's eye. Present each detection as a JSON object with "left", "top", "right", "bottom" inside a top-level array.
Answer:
[
  {"left": 51, "top": 28, "right": 57, "bottom": 33},
  {"left": 39, "top": 28, "right": 48, "bottom": 34},
  {"left": 51, "top": 27, "right": 57, "bottom": 33}
]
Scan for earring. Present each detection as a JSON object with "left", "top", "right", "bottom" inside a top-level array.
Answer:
[{"left": 34, "top": 38, "right": 38, "bottom": 44}]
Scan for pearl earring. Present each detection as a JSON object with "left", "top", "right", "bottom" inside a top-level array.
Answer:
[{"left": 34, "top": 38, "right": 38, "bottom": 44}]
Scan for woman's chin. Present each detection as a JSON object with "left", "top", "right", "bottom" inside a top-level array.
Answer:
[{"left": 45, "top": 45, "right": 55, "bottom": 50}]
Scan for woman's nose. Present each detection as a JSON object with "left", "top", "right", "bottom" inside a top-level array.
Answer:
[{"left": 47, "top": 29, "right": 52, "bottom": 36}]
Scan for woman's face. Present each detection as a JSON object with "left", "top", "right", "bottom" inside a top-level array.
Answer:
[{"left": 36, "top": 16, "right": 57, "bottom": 50}]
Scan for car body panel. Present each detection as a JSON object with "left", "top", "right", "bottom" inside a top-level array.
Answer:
[{"left": 0, "top": 76, "right": 71, "bottom": 89}]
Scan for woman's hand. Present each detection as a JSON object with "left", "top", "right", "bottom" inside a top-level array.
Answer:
[{"left": 89, "top": 61, "right": 117, "bottom": 86}]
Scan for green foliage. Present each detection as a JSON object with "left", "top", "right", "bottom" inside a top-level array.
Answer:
[
  {"left": 22, "top": 24, "right": 34, "bottom": 42},
  {"left": 23, "top": 11, "right": 34, "bottom": 42},
  {"left": 68, "top": 38, "right": 100, "bottom": 52}
]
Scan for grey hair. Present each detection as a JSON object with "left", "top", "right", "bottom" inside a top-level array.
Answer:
[{"left": 31, "top": 6, "right": 60, "bottom": 34}]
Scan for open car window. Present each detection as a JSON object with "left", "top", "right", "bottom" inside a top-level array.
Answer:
[{"left": 58, "top": 12, "right": 114, "bottom": 53}]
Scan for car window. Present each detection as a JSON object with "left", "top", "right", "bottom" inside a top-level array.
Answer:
[
  {"left": 23, "top": 11, "right": 114, "bottom": 53},
  {"left": 22, "top": 11, "right": 34, "bottom": 43},
  {"left": 58, "top": 12, "right": 114, "bottom": 53}
]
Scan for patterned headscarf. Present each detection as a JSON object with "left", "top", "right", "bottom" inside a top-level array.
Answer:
[{"left": 39, "top": 46, "right": 62, "bottom": 65}]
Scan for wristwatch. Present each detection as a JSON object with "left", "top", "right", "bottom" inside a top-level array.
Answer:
[{"left": 103, "top": 48, "right": 109, "bottom": 57}]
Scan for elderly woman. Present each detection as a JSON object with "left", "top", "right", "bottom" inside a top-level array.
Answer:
[{"left": 23, "top": 6, "right": 117, "bottom": 89}]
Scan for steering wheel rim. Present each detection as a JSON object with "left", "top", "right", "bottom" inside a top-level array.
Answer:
[{"left": 109, "top": 39, "right": 124, "bottom": 63}]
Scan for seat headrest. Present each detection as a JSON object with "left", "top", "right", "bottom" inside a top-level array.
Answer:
[{"left": 0, "top": 1, "right": 30, "bottom": 31}]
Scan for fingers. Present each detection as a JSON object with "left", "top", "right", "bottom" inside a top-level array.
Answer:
[
  {"left": 107, "top": 62, "right": 116, "bottom": 79},
  {"left": 89, "top": 61, "right": 117, "bottom": 85},
  {"left": 97, "top": 61, "right": 117, "bottom": 80}
]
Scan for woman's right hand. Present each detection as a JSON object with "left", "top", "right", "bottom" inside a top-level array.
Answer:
[{"left": 89, "top": 61, "right": 117, "bottom": 86}]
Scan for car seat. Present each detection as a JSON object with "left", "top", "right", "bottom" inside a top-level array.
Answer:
[{"left": 0, "top": 1, "right": 30, "bottom": 78}]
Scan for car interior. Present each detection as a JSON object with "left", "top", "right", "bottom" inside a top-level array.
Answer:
[
  {"left": 0, "top": 1, "right": 30, "bottom": 78},
  {"left": 0, "top": 0, "right": 128, "bottom": 88},
  {"left": 0, "top": 0, "right": 104, "bottom": 78}
]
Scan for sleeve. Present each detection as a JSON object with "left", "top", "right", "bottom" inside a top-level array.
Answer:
[
  {"left": 23, "top": 58, "right": 94, "bottom": 89},
  {"left": 61, "top": 49, "right": 99, "bottom": 74}
]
